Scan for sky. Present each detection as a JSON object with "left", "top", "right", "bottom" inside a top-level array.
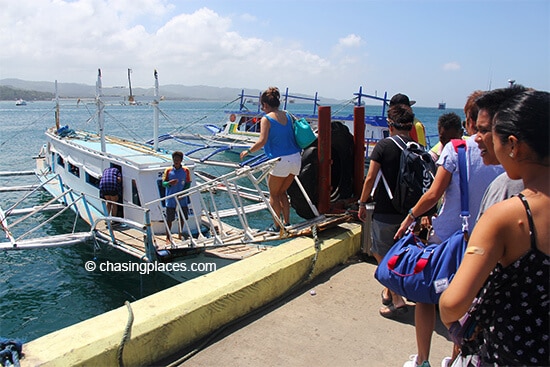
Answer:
[{"left": 1, "top": 0, "right": 548, "bottom": 108}]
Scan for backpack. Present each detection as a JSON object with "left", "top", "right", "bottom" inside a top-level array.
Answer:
[{"left": 374, "top": 135, "right": 436, "bottom": 215}]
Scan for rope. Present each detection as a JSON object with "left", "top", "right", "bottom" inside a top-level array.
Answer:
[
  {"left": 306, "top": 225, "right": 322, "bottom": 282},
  {"left": 0, "top": 338, "right": 22, "bottom": 367},
  {"left": 117, "top": 301, "right": 134, "bottom": 367}
]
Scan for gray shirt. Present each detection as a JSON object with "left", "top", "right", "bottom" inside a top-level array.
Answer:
[{"left": 477, "top": 172, "right": 524, "bottom": 221}]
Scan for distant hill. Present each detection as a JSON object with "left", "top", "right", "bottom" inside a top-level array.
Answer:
[
  {"left": 0, "top": 85, "right": 54, "bottom": 101},
  {"left": 0, "top": 78, "right": 249, "bottom": 101},
  {"left": 0, "top": 78, "right": 340, "bottom": 103}
]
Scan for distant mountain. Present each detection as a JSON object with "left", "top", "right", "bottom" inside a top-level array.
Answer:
[
  {"left": 0, "top": 78, "right": 249, "bottom": 101},
  {"left": 0, "top": 85, "right": 54, "bottom": 101},
  {"left": 0, "top": 78, "right": 340, "bottom": 103}
]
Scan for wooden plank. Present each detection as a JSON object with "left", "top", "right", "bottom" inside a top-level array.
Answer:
[{"left": 205, "top": 244, "right": 268, "bottom": 260}]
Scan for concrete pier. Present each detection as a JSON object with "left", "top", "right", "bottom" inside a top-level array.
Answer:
[{"left": 22, "top": 223, "right": 365, "bottom": 366}]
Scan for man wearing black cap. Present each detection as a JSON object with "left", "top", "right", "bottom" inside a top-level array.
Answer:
[{"left": 389, "top": 93, "right": 427, "bottom": 148}]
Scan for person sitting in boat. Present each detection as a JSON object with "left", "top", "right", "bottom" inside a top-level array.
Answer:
[
  {"left": 162, "top": 151, "right": 192, "bottom": 242},
  {"left": 240, "top": 87, "right": 301, "bottom": 232},
  {"left": 99, "top": 167, "right": 122, "bottom": 220}
]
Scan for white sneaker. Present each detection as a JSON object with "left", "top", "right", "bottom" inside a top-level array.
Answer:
[
  {"left": 403, "top": 354, "right": 431, "bottom": 367},
  {"left": 403, "top": 355, "right": 418, "bottom": 367},
  {"left": 441, "top": 357, "right": 452, "bottom": 367}
]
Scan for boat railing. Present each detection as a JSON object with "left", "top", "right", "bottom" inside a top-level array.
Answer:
[
  {"left": 145, "top": 158, "right": 279, "bottom": 246},
  {"left": 143, "top": 157, "right": 329, "bottom": 251},
  {"left": 1, "top": 158, "right": 336, "bottom": 260}
]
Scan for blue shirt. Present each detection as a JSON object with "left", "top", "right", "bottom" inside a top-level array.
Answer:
[
  {"left": 264, "top": 113, "right": 301, "bottom": 158},
  {"left": 431, "top": 136, "right": 503, "bottom": 241},
  {"left": 162, "top": 166, "right": 191, "bottom": 208}
]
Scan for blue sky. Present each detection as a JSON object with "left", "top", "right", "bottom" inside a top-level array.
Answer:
[{"left": 1, "top": 0, "right": 548, "bottom": 107}]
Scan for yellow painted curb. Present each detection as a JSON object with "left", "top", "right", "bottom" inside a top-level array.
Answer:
[{"left": 22, "top": 223, "right": 362, "bottom": 366}]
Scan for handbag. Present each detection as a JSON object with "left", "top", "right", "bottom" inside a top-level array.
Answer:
[
  {"left": 374, "top": 140, "right": 469, "bottom": 304},
  {"left": 289, "top": 112, "right": 317, "bottom": 149}
]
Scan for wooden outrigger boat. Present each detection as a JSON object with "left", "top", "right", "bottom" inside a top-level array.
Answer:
[
  {"left": 171, "top": 86, "right": 390, "bottom": 164},
  {"left": 0, "top": 70, "right": 351, "bottom": 282}
]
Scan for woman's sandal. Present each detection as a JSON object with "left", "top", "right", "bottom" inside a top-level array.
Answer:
[
  {"left": 379, "top": 304, "right": 408, "bottom": 319},
  {"left": 381, "top": 289, "right": 392, "bottom": 306}
]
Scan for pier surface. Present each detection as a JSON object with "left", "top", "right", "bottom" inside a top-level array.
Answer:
[
  {"left": 21, "top": 223, "right": 451, "bottom": 367},
  {"left": 168, "top": 258, "right": 451, "bottom": 367}
]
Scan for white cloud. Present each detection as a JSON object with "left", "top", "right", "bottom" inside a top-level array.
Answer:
[
  {"left": 338, "top": 34, "right": 362, "bottom": 48},
  {"left": 442, "top": 62, "right": 461, "bottom": 71},
  {"left": 0, "top": 2, "right": 389, "bottom": 101},
  {"left": 0, "top": 1, "right": 348, "bottom": 96}
]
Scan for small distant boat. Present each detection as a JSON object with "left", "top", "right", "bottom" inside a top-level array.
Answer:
[
  {"left": 438, "top": 102, "right": 446, "bottom": 110},
  {"left": 15, "top": 99, "right": 27, "bottom": 106}
]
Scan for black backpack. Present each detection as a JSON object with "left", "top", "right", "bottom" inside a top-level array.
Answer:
[{"left": 376, "top": 135, "right": 436, "bottom": 215}]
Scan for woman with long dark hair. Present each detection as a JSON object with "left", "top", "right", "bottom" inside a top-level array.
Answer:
[
  {"left": 440, "top": 89, "right": 549, "bottom": 366},
  {"left": 240, "top": 87, "right": 302, "bottom": 231}
]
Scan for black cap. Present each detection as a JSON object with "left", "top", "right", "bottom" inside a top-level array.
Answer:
[{"left": 390, "top": 93, "right": 416, "bottom": 106}]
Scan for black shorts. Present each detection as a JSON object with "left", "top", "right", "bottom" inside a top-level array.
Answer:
[
  {"left": 101, "top": 190, "right": 119, "bottom": 198},
  {"left": 166, "top": 206, "right": 189, "bottom": 222}
]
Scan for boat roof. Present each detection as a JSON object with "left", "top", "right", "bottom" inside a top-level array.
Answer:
[{"left": 48, "top": 129, "right": 177, "bottom": 171}]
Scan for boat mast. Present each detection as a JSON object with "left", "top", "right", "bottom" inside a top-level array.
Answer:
[
  {"left": 128, "top": 68, "right": 135, "bottom": 104},
  {"left": 55, "top": 80, "right": 60, "bottom": 130},
  {"left": 153, "top": 69, "right": 160, "bottom": 151},
  {"left": 96, "top": 69, "right": 106, "bottom": 152}
]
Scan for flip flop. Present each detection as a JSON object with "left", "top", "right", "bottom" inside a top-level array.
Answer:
[
  {"left": 381, "top": 289, "right": 392, "bottom": 306},
  {"left": 379, "top": 304, "right": 408, "bottom": 319}
]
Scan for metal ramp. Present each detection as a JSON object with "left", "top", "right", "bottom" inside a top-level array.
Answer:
[{"left": 0, "top": 160, "right": 352, "bottom": 264}]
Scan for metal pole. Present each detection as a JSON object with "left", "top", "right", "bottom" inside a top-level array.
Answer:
[
  {"left": 353, "top": 106, "right": 365, "bottom": 198},
  {"left": 317, "top": 106, "right": 331, "bottom": 214}
]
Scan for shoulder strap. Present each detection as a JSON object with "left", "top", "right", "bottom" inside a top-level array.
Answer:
[
  {"left": 517, "top": 193, "right": 537, "bottom": 250},
  {"left": 451, "top": 138, "right": 467, "bottom": 153},
  {"left": 285, "top": 110, "right": 296, "bottom": 121},
  {"left": 372, "top": 136, "right": 404, "bottom": 198},
  {"left": 456, "top": 143, "right": 470, "bottom": 231},
  {"left": 372, "top": 169, "right": 393, "bottom": 199},
  {"left": 389, "top": 135, "right": 406, "bottom": 151}
]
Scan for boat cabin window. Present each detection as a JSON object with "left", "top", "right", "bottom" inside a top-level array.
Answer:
[
  {"left": 57, "top": 154, "right": 65, "bottom": 168},
  {"left": 86, "top": 173, "right": 100, "bottom": 188},
  {"left": 132, "top": 179, "right": 141, "bottom": 206},
  {"left": 68, "top": 163, "right": 80, "bottom": 177}
]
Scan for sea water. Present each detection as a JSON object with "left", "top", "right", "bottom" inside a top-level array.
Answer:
[{"left": 0, "top": 98, "right": 463, "bottom": 342}]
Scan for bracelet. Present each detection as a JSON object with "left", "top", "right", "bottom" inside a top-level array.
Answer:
[
  {"left": 357, "top": 201, "right": 367, "bottom": 207},
  {"left": 408, "top": 208, "right": 417, "bottom": 221}
]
